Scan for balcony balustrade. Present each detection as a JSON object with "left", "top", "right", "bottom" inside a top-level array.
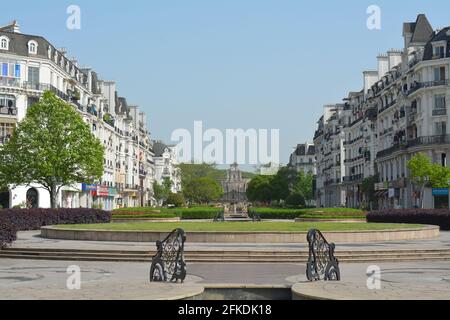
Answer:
[
  {"left": 376, "top": 134, "right": 450, "bottom": 159},
  {"left": 407, "top": 80, "right": 449, "bottom": 96},
  {"left": 0, "top": 107, "right": 17, "bottom": 116},
  {"left": 432, "top": 108, "right": 447, "bottom": 116}
]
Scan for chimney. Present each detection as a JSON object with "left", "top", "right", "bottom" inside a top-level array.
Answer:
[
  {"left": 59, "top": 48, "right": 67, "bottom": 56},
  {"left": 363, "top": 71, "right": 379, "bottom": 94},
  {"left": 0, "top": 20, "right": 21, "bottom": 33},
  {"left": 71, "top": 57, "right": 78, "bottom": 67},
  {"left": 387, "top": 49, "right": 402, "bottom": 70},
  {"left": 12, "top": 20, "right": 21, "bottom": 33},
  {"left": 377, "top": 54, "right": 389, "bottom": 79}
]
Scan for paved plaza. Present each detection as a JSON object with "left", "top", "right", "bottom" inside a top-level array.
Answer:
[
  {"left": 1, "top": 257, "right": 450, "bottom": 300},
  {"left": 1, "top": 231, "right": 450, "bottom": 299}
]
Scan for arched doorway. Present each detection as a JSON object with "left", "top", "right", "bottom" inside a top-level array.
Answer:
[
  {"left": 0, "top": 191, "right": 10, "bottom": 209},
  {"left": 26, "top": 188, "right": 39, "bottom": 209}
]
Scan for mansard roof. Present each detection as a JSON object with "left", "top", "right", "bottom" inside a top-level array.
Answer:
[
  {"left": 404, "top": 14, "right": 434, "bottom": 44},
  {"left": 423, "top": 27, "right": 450, "bottom": 60}
]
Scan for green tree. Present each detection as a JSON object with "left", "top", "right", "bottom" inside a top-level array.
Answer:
[
  {"left": 153, "top": 178, "right": 172, "bottom": 205},
  {"left": 183, "top": 177, "right": 223, "bottom": 204},
  {"left": 407, "top": 153, "right": 450, "bottom": 208},
  {"left": 0, "top": 91, "right": 104, "bottom": 208},
  {"left": 166, "top": 192, "right": 186, "bottom": 208},
  {"left": 292, "top": 171, "right": 314, "bottom": 203},
  {"left": 246, "top": 175, "right": 274, "bottom": 203},
  {"left": 361, "top": 176, "right": 376, "bottom": 210}
]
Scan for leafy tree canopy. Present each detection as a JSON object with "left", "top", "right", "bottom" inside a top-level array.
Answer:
[{"left": 0, "top": 91, "right": 104, "bottom": 208}]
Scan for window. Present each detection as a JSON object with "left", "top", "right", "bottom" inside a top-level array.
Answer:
[
  {"left": 434, "top": 67, "right": 446, "bottom": 81},
  {"left": 433, "top": 45, "right": 445, "bottom": 59},
  {"left": 0, "top": 36, "right": 9, "bottom": 50},
  {"left": 0, "top": 94, "right": 16, "bottom": 109},
  {"left": 28, "top": 40, "right": 38, "bottom": 55},
  {"left": 435, "top": 122, "right": 447, "bottom": 136},
  {"left": 435, "top": 95, "right": 446, "bottom": 110},
  {"left": 27, "top": 67, "right": 40, "bottom": 87}
]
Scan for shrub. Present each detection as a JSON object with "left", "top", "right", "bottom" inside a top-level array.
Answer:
[
  {"left": 0, "top": 220, "right": 16, "bottom": 248},
  {"left": 0, "top": 209, "right": 111, "bottom": 247},
  {"left": 169, "top": 207, "right": 223, "bottom": 220},
  {"left": 285, "top": 193, "right": 306, "bottom": 207},
  {"left": 367, "top": 209, "right": 450, "bottom": 230},
  {"left": 250, "top": 207, "right": 366, "bottom": 220},
  {"left": 166, "top": 193, "right": 186, "bottom": 208}
]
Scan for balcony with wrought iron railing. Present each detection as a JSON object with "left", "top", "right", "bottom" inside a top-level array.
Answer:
[
  {"left": 0, "top": 107, "right": 17, "bottom": 117},
  {"left": 376, "top": 134, "right": 450, "bottom": 159},
  {"left": 0, "top": 77, "right": 20, "bottom": 88},
  {"left": 407, "top": 79, "right": 449, "bottom": 96},
  {"left": 432, "top": 108, "right": 447, "bottom": 117}
]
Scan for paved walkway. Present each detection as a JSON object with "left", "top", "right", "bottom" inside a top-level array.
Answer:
[
  {"left": 1, "top": 258, "right": 450, "bottom": 300},
  {"left": 9, "top": 231, "right": 450, "bottom": 252},
  {"left": 293, "top": 261, "right": 450, "bottom": 300}
]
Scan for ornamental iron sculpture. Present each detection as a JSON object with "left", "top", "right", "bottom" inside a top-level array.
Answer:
[
  {"left": 150, "top": 228, "right": 187, "bottom": 283},
  {"left": 306, "top": 229, "right": 340, "bottom": 281},
  {"left": 213, "top": 210, "right": 225, "bottom": 222},
  {"left": 250, "top": 210, "right": 262, "bottom": 222}
]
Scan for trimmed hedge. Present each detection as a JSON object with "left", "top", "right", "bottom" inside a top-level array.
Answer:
[
  {"left": 250, "top": 208, "right": 366, "bottom": 220},
  {"left": 0, "top": 209, "right": 111, "bottom": 247},
  {"left": 367, "top": 209, "right": 450, "bottom": 230},
  {"left": 113, "top": 207, "right": 223, "bottom": 220},
  {"left": 0, "top": 220, "right": 16, "bottom": 248}
]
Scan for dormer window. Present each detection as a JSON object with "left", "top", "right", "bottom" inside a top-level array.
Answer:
[
  {"left": 432, "top": 41, "right": 446, "bottom": 59},
  {"left": 28, "top": 40, "right": 38, "bottom": 55},
  {"left": 0, "top": 36, "right": 9, "bottom": 50}
]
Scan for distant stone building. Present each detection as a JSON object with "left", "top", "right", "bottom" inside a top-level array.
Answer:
[
  {"left": 289, "top": 143, "right": 317, "bottom": 175},
  {"left": 222, "top": 164, "right": 250, "bottom": 203}
]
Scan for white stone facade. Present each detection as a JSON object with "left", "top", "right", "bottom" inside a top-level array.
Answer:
[
  {"left": 0, "top": 21, "right": 182, "bottom": 210},
  {"left": 313, "top": 15, "right": 450, "bottom": 210}
]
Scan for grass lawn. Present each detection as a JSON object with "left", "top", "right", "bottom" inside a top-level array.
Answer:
[{"left": 58, "top": 222, "right": 424, "bottom": 232}]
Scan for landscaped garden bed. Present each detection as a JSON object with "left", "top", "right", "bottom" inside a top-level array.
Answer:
[
  {"left": 57, "top": 221, "right": 421, "bottom": 232},
  {"left": 367, "top": 209, "right": 450, "bottom": 230}
]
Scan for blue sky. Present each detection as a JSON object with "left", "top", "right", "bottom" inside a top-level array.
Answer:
[{"left": 3, "top": 1, "right": 450, "bottom": 170}]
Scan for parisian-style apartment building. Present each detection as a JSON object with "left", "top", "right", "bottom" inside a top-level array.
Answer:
[
  {"left": 0, "top": 21, "right": 179, "bottom": 210},
  {"left": 313, "top": 14, "right": 450, "bottom": 210},
  {"left": 288, "top": 143, "right": 317, "bottom": 175}
]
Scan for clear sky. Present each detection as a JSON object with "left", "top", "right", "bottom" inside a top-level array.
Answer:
[{"left": 3, "top": 1, "right": 450, "bottom": 170}]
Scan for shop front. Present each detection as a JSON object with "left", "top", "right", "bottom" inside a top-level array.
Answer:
[{"left": 432, "top": 188, "right": 449, "bottom": 209}]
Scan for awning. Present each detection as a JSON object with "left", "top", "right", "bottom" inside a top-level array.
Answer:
[{"left": 374, "top": 190, "right": 388, "bottom": 198}]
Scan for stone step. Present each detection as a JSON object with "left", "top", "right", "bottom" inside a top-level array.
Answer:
[
  {"left": 1, "top": 253, "right": 450, "bottom": 264},
  {"left": 2, "top": 248, "right": 450, "bottom": 263}
]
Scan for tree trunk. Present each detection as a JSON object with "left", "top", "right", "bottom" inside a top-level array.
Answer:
[
  {"left": 50, "top": 186, "right": 58, "bottom": 209},
  {"left": 420, "top": 185, "right": 425, "bottom": 209}
]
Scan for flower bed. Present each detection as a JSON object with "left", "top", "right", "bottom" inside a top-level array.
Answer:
[
  {"left": 0, "top": 209, "right": 111, "bottom": 247},
  {"left": 367, "top": 209, "right": 450, "bottom": 230}
]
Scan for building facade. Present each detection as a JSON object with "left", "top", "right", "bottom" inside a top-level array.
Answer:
[
  {"left": 222, "top": 163, "right": 250, "bottom": 204},
  {"left": 152, "top": 141, "right": 182, "bottom": 195},
  {"left": 313, "top": 14, "right": 450, "bottom": 210},
  {"left": 0, "top": 21, "right": 167, "bottom": 210},
  {"left": 288, "top": 143, "right": 317, "bottom": 175}
]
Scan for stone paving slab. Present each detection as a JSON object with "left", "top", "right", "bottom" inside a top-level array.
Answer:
[
  {"left": 1, "top": 258, "right": 450, "bottom": 300},
  {"left": 293, "top": 262, "right": 450, "bottom": 300},
  {"left": 0, "top": 259, "right": 204, "bottom": 300}
]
